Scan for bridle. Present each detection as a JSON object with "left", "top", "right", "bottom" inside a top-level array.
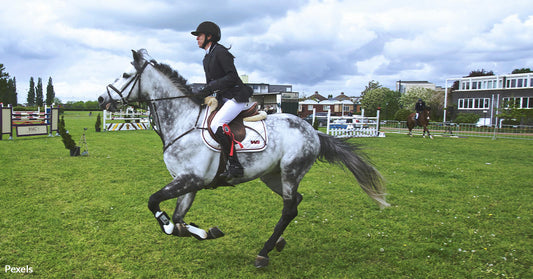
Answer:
[
  {"left": 105, "top": 60, "right": 205, "bottom": 152},
  {"left": 105, "top": 61, "right": 194, "bottom": 106}
]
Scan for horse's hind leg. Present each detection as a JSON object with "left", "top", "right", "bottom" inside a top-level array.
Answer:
[{"left": 256, "top": 172, "right": 303, "bottom": 268}]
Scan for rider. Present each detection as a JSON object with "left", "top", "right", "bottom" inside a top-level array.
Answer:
[
  {"left": 192, "top": 21, "right": 252, "bottom": 179},
  {"left": 415, "top": 98, "right": 426, "bottom": 122}
]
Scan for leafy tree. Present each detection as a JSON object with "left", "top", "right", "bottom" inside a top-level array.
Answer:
[
  {"left": 399, "top": 87, "right": 444, "bottom": 121},
  {"left": 0, "top": 64, "right": 7, "bottom": 79},
  {"left": 394, "top": 109, "right": 412, "bottom": 121},
  {"left": 46, "top": 77, "right": 55, "bottom": 106},
  {"left": 500, "top": 99, "right": 530, "bottom": 125},
  {"left": 6, "top": 78, "right": 17, "bottom": 105},
  {"left": 27, "top": 77, "right": 35, "bottom": 106},
  {"left": 360, "top": 87, "right": 399, "bottom": 118},
  {"left": 360, "top": 80, "right": 382, "bottom": 98},
  {"left": 36, "top": 77, "right": 43, "bottom": 107},
  {"left": 0, "top": 64, "right": 17, "bottom": 106},
  {"left": 511, "top": 68, "right": 532, "bottom": 74},
  {"left": 454, "top": 113, "right": 479, "bottom": 124},
  {"left": 467, "top": 69, "right": 494, "bottom": 77}
]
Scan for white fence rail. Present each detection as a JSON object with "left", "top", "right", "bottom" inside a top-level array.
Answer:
[
  {"left": 380, "top": 120, "right": 533, "bottom": 140},
  {"left": 324, "top": 110, "right": 381, "bottom": 138},
  {"left": 103, "top": 107, "right": 151, "bottom": 132}
]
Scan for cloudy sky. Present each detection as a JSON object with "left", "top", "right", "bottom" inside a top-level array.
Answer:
[{"left": 1, "top": 0, "right": 532, "bottom": 102}]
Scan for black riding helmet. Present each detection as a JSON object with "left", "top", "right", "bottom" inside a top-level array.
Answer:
[{"left": 191, "top": 21, "right": 221, "bottom": 47}]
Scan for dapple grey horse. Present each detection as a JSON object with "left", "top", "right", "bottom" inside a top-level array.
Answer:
[{"left": 98, "top": 49, "right": 390, "bottom": 268}]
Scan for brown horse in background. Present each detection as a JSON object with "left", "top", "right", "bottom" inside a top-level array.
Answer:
[{"left": 407, "top": 108, "right": 433, "bottom": 139}]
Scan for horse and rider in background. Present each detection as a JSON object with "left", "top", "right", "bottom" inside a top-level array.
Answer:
[{"left": 407, "top": 99, "right": 433, "bottom": 139}]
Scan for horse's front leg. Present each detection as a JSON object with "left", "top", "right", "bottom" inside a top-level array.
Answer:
[
  {"left": 426, "top": 127, "right": 434, "bottom": 139},
  {"left": 147, "top": 175, "right": 205, "bottom": 237}
]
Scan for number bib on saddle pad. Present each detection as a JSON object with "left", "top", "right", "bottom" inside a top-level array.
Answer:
[{"left": 200, "top": 108, "right": 268, "bottom": 152}]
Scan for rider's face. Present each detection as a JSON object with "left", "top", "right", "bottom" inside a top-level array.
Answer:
[{"left": 196, "top": 33, "right": 212, "bottom": 50}]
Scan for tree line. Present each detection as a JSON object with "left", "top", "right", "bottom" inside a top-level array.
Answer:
[
  {"left": 0, "top": 64, "right": 17, "bottom": 106},
  {"left": 1, "top": 63, "right": 115, "bottom": 111}
]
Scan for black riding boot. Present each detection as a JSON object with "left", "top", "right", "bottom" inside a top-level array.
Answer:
[{"left": 214, "top": 126, "right": 244, "bottom": 179}]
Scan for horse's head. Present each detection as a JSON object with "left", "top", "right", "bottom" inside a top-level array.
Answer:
[
  {"left": 424, "top": 107, "right": 431, "bottom": 120},
  {"left": 98, "top": 49, "right": 154, "bottom": 111}
]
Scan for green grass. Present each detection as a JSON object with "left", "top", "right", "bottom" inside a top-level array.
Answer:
[{"left": 1, "top": 111, "right": 531, "bottom": 278}]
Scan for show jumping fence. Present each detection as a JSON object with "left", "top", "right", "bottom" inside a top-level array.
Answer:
[
  {"left": 103, "top": 107, "right": 150, "bottom": 132},
  {"left": 379, "top": 120, "right": 533, "bottom": 140},
  {"left": 1, "top": 103, "right": 59, "bottom": 140},
  {"left": 325, "top": 110, "right": 382, "bottom": 138}
]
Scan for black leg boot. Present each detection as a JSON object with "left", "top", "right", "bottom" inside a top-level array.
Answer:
[{"left": 214, "top": 126, "right": 244, "bottom": 179}]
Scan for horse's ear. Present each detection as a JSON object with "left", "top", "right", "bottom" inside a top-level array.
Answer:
[{"left": 132, "top": 49, "right": 140, "bottom": 63}]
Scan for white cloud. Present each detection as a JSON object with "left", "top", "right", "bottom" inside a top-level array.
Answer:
[{"left": 1, "top": 0, "right": 533, "bottom": 102}]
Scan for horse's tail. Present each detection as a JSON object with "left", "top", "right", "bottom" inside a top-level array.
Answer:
[{"left": 317, "top": 132, "right": 390, "bottom": 209}]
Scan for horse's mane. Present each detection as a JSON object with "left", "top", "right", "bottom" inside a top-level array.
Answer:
[{"left": 151, "top": 62, "right": 197, "bottom": 101}]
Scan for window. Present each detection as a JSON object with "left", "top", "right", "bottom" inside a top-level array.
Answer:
[
  {"left": 502, "top": 97, "right": 532, "bottom": 109},
  {"left": 323, "top": 105, "right": 331, "bottom": 111},
  {"left": 458, "top": 98, "right": 490, "bottom": 109},
  {"left": 307, "top": 105, "right": 313, "bottom": 110}
]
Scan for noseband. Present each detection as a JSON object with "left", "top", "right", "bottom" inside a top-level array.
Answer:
[{"left": 106, "top": 62, "right": 150, "bottom": 107}]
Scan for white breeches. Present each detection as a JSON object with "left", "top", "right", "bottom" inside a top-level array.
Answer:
[{"left": 210, "top": 98, "right": 247, "bottom": 133}]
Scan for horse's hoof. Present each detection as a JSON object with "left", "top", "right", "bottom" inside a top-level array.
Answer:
[
  {"left": 275, "top": 237, "right": 286, "bottom": 252},
  {"left": 172, "top": 223, "right": 192, "bottom": 237},
  {"left": 255, "top": 255, "right": 269, "bottom": 268},
  {"left": 207, "top": 226, "right": 225, "bottom": 239}
]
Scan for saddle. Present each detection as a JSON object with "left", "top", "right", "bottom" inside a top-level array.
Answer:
[
  {"left": 206, "top": 102, "right": 260, "bottom": 142},
  {"left": 201, "top": 97, "right": 267, "bottom": 153},
  {"left": 201, "top": 97, "right": 268, "bottom": 189}
]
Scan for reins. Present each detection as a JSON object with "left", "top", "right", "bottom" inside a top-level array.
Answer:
[{"left": 161, "top": 105, "right": 205, "bottom": 152}]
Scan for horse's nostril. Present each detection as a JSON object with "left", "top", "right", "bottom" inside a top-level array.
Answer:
[{"left": 98, "top": 96, "right": 104, "bottom": 104}]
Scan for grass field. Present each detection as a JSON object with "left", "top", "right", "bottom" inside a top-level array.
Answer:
[{"left": 1, "top": 111, "right": 531, "bottom": 278}]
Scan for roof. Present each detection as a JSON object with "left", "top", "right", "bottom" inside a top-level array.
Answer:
[{"left": 307, "top": 91, "right": 327, "bottom": 101}]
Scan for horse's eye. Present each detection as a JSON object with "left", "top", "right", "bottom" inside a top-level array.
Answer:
[{"left": 123, "top": 73, "right": 131, "bottom": 78}]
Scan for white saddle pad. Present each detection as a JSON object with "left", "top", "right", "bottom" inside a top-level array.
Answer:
[{"left": 200, "top": 109, "right": 268, "bottom": 152}]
